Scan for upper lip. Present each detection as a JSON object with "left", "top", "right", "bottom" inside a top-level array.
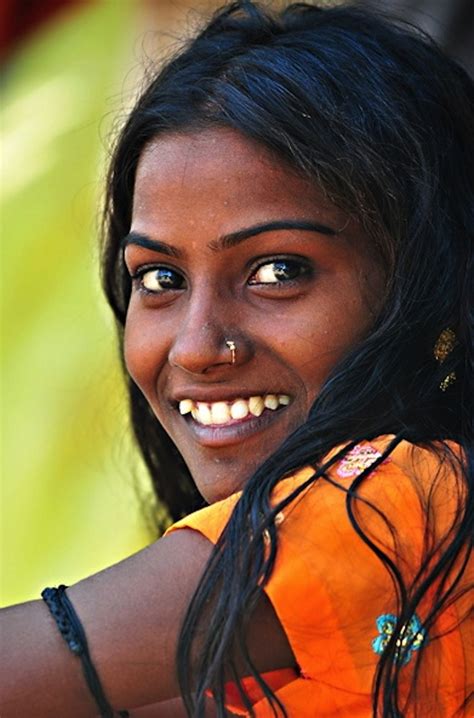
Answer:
[{"left": 170, "top": 388, "right": 288, "bottom": 406}]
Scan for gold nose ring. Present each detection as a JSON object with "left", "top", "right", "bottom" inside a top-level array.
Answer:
[{"left": 225, "top": 340, "right": 236, "bottom": 365}]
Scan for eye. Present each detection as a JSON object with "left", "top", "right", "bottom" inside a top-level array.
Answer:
[
  {"left": 133, "top": 266, "right": 186, "bottom": 293},
  {"left": 248, "top": 258, "right": 311, "bottom": 285}
]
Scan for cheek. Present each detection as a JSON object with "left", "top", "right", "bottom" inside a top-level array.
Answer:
[
  {"left": 264, "top": 285, "right": 372, "bottom": 399},
  {"left": 123, "top": 309, "right": 166, "bottom": 397}
]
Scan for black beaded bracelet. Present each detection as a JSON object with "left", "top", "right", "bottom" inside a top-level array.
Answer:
[{"left": 41, "top": 585, "right": 129, "bottom": 718}]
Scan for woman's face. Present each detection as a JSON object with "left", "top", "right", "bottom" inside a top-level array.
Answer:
[{"left": 124, "top": 129, "right": 383, "bottom": 503}]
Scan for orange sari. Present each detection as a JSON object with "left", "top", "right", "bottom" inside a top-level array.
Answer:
[{"left": 166, "top": 437, "right": 473, "bottom": 716}]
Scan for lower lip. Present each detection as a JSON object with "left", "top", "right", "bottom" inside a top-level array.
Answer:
[{"left": 181, "top": 406, "right": 288, "bottom": 447}]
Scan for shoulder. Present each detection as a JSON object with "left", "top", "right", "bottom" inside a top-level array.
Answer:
[
  {"left": 165, "top": 438, "right": 469, "bottom": 713},
  {"left": 165, "top": 435, "right": 464, "bottom": 546}
]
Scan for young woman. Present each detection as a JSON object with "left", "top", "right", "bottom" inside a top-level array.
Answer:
[{"left": 1, "top": 2, "right": 472, "bottom": 716}]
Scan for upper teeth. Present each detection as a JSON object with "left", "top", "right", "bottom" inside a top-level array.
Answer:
[{"left": 178, "top": 394, "right": 291, "bottom": 425}]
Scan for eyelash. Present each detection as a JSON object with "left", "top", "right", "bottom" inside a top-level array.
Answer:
[
  {"left": 249, "top": 256, "right": 312, "bottom": 286},
  {"left": 130, "top": 256, "right": 313, "bottom": 295},
  {"left": 131, "top": 265, "right": 184, "bottom": 294}
]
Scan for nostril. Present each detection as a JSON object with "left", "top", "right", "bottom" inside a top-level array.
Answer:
[
  {"left": 168, "top": 321, "right": 253, "bottom": 374},
  {"left": 168, "top": 335, "right": 231, "bottom": 373}
]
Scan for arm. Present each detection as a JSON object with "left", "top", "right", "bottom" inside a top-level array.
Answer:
[{"left": 1, "top": 529, "right": 294, "bottom": 717}]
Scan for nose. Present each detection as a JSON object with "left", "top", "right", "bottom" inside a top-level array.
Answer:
[{"left": 168, "top": 296, "right": 252, "bottom": 375}]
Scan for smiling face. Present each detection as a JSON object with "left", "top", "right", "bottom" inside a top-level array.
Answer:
[{"left": 123, "top": 129, "right": 384, "bottom": 503}]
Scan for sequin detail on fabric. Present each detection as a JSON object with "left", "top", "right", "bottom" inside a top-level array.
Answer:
[
  {"left": 336, "top": 444, "right": 386, "bottom": 478},
  {"left": 372, "top": 613, "right": 427, "bottom": 666}
]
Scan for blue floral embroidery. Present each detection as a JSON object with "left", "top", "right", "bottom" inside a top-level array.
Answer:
[{"left": 372, "top": 613, "right": 427, "bottom": 666}]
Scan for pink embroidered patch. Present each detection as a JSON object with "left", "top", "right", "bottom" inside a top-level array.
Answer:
[{"left": 336, "top": 443, "right": 387, "bottom": 478}]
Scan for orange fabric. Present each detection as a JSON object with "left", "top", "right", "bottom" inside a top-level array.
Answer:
[
  {"left": 166, "top": 437, "right": 473, "bottom": 717},
  {"left": 219, "top": 668, "right": 298, "bottom": 715}
]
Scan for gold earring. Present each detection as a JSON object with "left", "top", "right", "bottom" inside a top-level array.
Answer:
[{"left": 433, "top": 328, "right": 457, "bottom": 391}]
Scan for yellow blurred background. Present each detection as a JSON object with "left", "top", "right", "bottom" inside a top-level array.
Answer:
[{"left": 1, "top": 0, "right": 221, "bottom": 606}]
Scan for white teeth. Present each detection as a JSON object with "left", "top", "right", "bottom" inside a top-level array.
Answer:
[
  {"left": 179, "top": 399, "right": 194, "bottom": 415},
  {"left": 248, "top": 396, "right": 265, "bottom": 417},
  {"left": 230, "top": 399, "right": 249, "bottom": 420},
  {"left": 211, "top": 402, "right": 231, "bottom": 424},
  {"left": 195, "top": 402, "right": 212, "bottom": 425},
  {"left": 264, "top": 394, "right": 279, "bottom": 410},
  {"left": 178, "top": 394, "right": 292, "bottom": 425}
]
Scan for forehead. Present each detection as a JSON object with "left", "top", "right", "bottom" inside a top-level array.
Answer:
[{"left": 132, "top": 128, "right": 348, "bottom": 231}]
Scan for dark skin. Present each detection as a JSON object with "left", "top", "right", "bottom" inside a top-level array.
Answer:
[
  {"left": 0, "top": 129, "right": 384, "bottom": 716},
  {"left": 1, "top": 533, "right": 288, "bottom": 716},
  {"left": 124, "top": 129, "right": 384, "bottom": 503}
]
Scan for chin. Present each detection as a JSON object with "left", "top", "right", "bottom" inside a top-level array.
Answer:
[{"left": 190, "top": 462, "right": 257, "bottom": 505}]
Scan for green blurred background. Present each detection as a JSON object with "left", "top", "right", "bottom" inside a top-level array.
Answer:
[
  {"left": 1, "top": 0, "right": 472, "bottom": 607},
  {"left": 0, "top": 0, "right": 221, "bottom": 606},
  {"left": 1, "top": 0, "right": 147, "bottom": 606}
]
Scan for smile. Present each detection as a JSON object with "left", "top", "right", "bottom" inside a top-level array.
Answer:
[{"left": 178, "top": 394, "right": 291, "bottom": 427}]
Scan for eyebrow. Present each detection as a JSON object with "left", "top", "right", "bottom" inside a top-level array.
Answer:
[
  {"left": 122, "top": 232, "right": 182, "bottom": 257},
  {"left": 121, "top": 219, "right": 338, "bottom": 257}
]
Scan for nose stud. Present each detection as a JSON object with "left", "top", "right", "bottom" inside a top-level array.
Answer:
[{"left": 225, "top": 339, "right": 237, "bottom": 365}]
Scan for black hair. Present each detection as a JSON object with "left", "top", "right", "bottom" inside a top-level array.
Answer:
[{"left": 101, "top": 3, "right": 473, "bottom": 716}]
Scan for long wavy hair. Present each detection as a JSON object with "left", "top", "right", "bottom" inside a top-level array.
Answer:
[{"left": 101, "top": 3, "right": 473, "bottom": 716}]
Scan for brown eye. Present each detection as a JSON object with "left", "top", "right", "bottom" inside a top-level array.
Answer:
[
  {"left": 138, "top": 267, "right": 186, "bottom": 293},
  {"left": 249, "top": 259, "right": 310, "bottom": 285}
]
